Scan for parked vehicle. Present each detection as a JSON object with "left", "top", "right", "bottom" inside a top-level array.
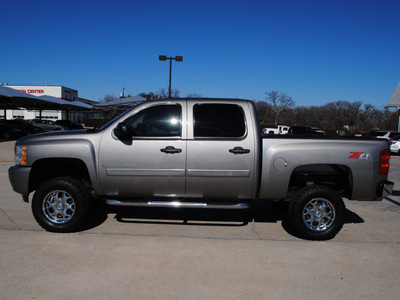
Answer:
[
  {"left": 366, "top": 130, "right": 400, "bottom": 139},
  {"left": 288, "top": 126, "right": 323, "bottom": 135},
  {"left": 55, "top": 120, "right": 84, "bottom": 130},
  {"left": 263, "top": 125, "right": 289, "bottom": 135},
  {"left": 389, "top": 135, "right": 400, "bottom": 154},
  {"left": 8, "top": 98, "right": 393, "bottom": 240},
  {"left": 0, "top": 119, "right": 43, "bottom": 140},
  {"left": 27, "top": 119, "right": 63, "bottom": 132},
  {"left": 6, "top": 119, "right": 44, "bottom": 136},
  {"left": 311, "top": 127, "right": 325, "bottom": 135},
  {"left": 0, "top": 120, "right": 22, "bottom": 140}
]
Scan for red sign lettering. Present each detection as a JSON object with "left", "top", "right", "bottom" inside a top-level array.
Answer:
[{"left": 27, "top": 89, "right": 44, "bottom": 94}]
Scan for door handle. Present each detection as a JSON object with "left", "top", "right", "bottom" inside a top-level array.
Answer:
[
  {"left": 161, "top": 146, "right": 182, "bottom": 154},
  {"left": 229, "top": 147, "right": 250, "bottom": 154}
]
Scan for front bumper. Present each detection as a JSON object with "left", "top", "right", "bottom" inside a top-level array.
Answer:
[{"left": 8, "top": 166, "right": 31, "bottom": 196}]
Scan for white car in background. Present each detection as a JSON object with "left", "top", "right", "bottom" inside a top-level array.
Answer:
[
  {"left": 366, "top": 130, "right": 400, "bottom": 139},
  {"left": 263, "top": 125, "right": 289, "bottom": 135},
  {"left": 389, "top": 135, "right": 400, "bottom": 154}
]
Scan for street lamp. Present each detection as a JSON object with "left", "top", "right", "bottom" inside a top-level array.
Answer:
[{"left": 159, "top": 55, "right": 183, "bottom": 98}]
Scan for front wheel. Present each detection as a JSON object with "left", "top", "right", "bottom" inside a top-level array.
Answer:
[
  {"left": 288, "top": 185, "right": 345, "bottom": 240},
  {"left": 32, "top": 177, "right": 91, "bottom": 232}
]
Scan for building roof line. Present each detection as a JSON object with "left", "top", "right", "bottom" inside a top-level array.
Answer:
[{"left": 386, "top": 80, "right": 400, "bottom": 109}]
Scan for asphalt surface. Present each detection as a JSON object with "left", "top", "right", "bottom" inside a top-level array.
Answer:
[{"left": 0, "top": 140, "right": 399, "bottom": 299}]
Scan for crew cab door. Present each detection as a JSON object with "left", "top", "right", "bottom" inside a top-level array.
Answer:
[
  {"left": 186, "top": 102, "right": 257, "bottom": 200},
  {"left": 98, "top": 101, "right": 186, "bottom": 198}
]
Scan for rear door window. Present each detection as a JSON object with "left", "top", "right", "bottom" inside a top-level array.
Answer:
[{"left": 193, "top": 104, "right": 246, "bottom": 138}]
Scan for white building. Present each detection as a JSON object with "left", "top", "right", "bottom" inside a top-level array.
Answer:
[
  {"left": 386, "top": 80, "right": 400, "bottom": 132},
  {"left": 1, "top": 84, "right": 96, "bottom": 123}
]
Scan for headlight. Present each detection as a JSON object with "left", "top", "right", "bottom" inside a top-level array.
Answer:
[{"left": 15, "top": 145, "right": 27, "bottom": 166}]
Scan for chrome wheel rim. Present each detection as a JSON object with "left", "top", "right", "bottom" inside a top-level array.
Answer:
[
  {"left": 302, "top": 198, "right": 335, "bottom": 231},
  {"left": 42, "top": 190, "right": 75, "bottom": 224}
]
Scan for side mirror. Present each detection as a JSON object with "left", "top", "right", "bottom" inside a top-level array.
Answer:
[{"left": 114, "top": 122, "right": 131, "bottom": 139}]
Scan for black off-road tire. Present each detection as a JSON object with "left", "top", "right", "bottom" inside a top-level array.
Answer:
[
  {"left": 288, "top": 185, "right": 346, "bottom": 241},
  {"left": 32, "top": 177, "right": 91, "bottom": 233}
]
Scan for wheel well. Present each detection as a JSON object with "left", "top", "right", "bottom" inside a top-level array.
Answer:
[
  {"left": 288, "top": 164, "right": 352, "bottom": 198},
  {"left": 29, "top": 158, "right": 92, "bottom": 193}
]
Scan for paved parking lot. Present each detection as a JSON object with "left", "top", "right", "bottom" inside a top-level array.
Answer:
[{"left": 1, "top": 140, "right": 400, "bottom": 299}]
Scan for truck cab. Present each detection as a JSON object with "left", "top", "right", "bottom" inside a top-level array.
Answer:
[{"left": 100, "top": 99, "right": 259, "bottom": 200}]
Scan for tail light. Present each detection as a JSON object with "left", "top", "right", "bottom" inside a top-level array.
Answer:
[{"left": 379, "top": 149, "right": 390, "bottom": 175}]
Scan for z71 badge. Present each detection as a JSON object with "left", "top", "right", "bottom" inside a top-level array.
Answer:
[{"left": 349, "top": 152, "right": 370, "bottom": 160}]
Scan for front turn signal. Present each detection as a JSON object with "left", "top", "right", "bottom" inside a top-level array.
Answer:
[{"left": 15, "top": 145, "right": 28, "bottom": 166}]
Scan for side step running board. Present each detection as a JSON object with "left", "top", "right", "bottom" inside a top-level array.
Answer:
[{"left": 106, "top": 200, "right": 249, "bottom": 209}]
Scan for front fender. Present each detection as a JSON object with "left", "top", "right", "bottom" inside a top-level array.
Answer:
[{"left": 26, "top": 139, "right": 101, "bottom": 193}]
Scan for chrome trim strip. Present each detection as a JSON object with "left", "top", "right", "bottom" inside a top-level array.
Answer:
[
  {"left": 106, "top": 199, "right": 249, "bottom": 209},
  {"left": 106, "top": 168, "right": 186, "bottom": 176},
  {"left": 187, "top": 169, "right": 250, "bottom": 177}
]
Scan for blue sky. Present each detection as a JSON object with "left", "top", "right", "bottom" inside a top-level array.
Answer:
[{"left": 1, "top": 0, "right": 399, "bottom": 108}]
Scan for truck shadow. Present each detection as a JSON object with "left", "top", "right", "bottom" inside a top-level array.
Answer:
[
  {"left": 385, "top": 191, "right": 400, "bottom": 207},
  {"left": 84, "top": 200, "right": 365, "bottom": 236}
]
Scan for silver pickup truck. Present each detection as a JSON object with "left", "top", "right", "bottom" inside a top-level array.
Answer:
[{"left": 8, "top": 98, "right": 394, "bottom": 240}]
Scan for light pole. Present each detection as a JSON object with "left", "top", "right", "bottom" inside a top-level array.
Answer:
[{"left": 159, "top": 55, "right": 183, "bottom": 98}]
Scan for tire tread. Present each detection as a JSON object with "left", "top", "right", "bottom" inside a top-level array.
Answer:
[
  {"left": 32, "top": 177, "right": 91, "bottom": 233},
  {"left": 289, "top": 185, "right": 345, "bottom": 240}
]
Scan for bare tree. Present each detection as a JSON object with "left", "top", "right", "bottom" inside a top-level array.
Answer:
[
  {"left": 319, "top": 101, "right": 348, "bottom": 130},
  {"left": 157, "top": 88, "right": 180, "bottom": 98},
  {"left": 100, "top": 94, "right": 118, "bottom": 103},
  {"left": 344, "top": 101, "right": 363, "bottom": 133},
  {"left": 138, "top": 92, "right": 158, "bottom": 101},
  {"left": 359, "top": 104, "right": 378, "bottom": 132},
  {"left": 186, "top": 93, "right": 202, "bottom": 98},
  {"left": 266, "top": 91, "right": 295, "bottom": 125},
  {"left": 138, "top": 89, "right": 181, "bottom": 100},
  {"left": 292, "top": 106, "right": 322, "bottom": 127},
  {"left": 254, "top": 101, "right": 274, "bottom": 125}
]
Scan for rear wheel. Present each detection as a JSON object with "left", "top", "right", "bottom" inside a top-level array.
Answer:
[
  {"left": 289, "top": 185, "right": 345, "bottom": 240},
  {"left": 32, "top": 177, "right": 91, "bottom": 232}
]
